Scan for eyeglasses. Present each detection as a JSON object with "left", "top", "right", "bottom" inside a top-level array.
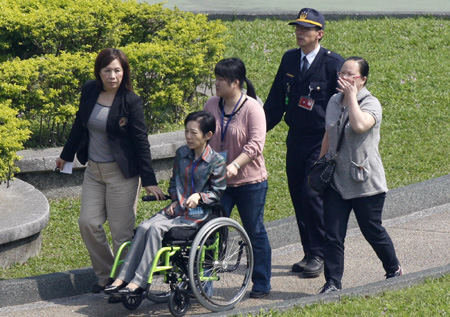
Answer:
[{"left": 337, "top": 72, "right": 361, "bottom": 80}]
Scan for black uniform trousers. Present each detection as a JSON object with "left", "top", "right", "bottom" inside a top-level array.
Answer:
[{"left": 286, "top": 130, "right": 325, "bottom": 259}]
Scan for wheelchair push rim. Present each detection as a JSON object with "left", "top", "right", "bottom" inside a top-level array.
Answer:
[{"left": 188, "top": 217, "right": 254, "bottom": 312}]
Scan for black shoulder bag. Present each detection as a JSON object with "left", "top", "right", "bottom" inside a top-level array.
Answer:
[{"left": 308, "top": 116, "right": 349, "bottom": 194}]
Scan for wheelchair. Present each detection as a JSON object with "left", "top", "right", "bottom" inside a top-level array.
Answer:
[{"left": 108, "top": 195, "right": 254, "bottom": 316}]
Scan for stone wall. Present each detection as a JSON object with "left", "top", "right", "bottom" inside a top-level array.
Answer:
[{"left": 15, "top": 130, "right": 186, "bottom": 200}]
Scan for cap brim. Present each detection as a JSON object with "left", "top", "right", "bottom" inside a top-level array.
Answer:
[{"left": 288, "top": 21, "right": 321, "bottom": 28}]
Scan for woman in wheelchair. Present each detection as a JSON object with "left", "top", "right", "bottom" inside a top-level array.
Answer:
[{"left": 104, "top": 110, "right": 226, "bottom": 295}]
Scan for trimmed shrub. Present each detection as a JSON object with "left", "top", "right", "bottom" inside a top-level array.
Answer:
[
  {"left": 0, "top": 100, "right": 30, "bottom": 183},
  {"left": 0, "top": 0, "right": 227, "bottom": 147},
  {"left": 0, "top": 0, "right": 129, "bottom": 61},
  {"left": 0, "top": 53, "right": 95, "bottom": 147},
  {"left": 124, "top": 9, "right": 226, "bottom": 130}
]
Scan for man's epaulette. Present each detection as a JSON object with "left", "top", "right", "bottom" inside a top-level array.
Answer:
[{"left": 323, "top": 49, "right": 343, "bottom": 61}]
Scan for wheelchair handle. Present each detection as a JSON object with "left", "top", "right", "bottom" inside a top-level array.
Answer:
[{"left": 142, "top": 194, "right": 171, "bottom": 202}]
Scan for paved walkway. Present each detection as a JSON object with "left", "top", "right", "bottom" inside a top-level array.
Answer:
[{"left": 1, "top": 204, "right": 449, "bottom": 316}]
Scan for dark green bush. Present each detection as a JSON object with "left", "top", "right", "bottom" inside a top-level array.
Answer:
[
  {"left": 0, "top": 100, "right": 30, "bottom": 183},
  {"left": 0, "top": 0, "right": 227, "bottom": 148}
]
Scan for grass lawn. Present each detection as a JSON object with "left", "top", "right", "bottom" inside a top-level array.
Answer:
[
  {"left": 1, "top": 16, "right": 450, "bottom": 315},
  {"left": 251, "top": 274, "right": 450, "bottom": 316}
]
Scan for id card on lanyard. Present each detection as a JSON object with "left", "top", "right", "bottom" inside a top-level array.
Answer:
[
  {"left": 219, "top": 93, "right": 243, "bottom": 162},
  {"left": 298, "top": 86, "right": 315, "bottom": 111}
]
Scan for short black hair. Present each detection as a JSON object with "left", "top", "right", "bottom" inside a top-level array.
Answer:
[{"left": 184, "top": 111, "right": 216, "bottom": 139}]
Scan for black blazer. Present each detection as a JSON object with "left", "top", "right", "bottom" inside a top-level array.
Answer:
[{"left": 60, "top": 80, "right": 157, "bottom": 187}]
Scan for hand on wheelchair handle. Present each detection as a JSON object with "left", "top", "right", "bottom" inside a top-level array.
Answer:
[
  {"left": 142, "top": 194, "right": 171, "bottom": 201},
  {"left": 144, "top": 185, "right": 166, "bottom": 201}
]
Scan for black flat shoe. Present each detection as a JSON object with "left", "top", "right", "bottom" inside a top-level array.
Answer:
[
  {"left": 104, "top": 283, "right": 127, "bottom": 294},
  {"left": 92, "top": 284, "right": 105, "bottom": 294},
  {"left": 92, "top": 278, "right": 114, "bottom": 294},
  {"left": 249, "top": 290, "right": 270, "bottom": 298},
  {"left": 118, "top": 287, "right": 144, "bottom": 295}
]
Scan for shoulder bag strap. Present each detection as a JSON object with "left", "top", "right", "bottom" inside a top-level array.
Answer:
[{"left": 335, "top": 116, "right": 349, "bottom": 155}]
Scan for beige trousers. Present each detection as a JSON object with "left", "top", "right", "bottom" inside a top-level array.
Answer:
[{"left": 79, "top": 160, "right": 140, "bottom": 285}]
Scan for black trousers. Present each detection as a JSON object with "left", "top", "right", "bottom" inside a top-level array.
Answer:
[
  {"left": 286, "top": 131, "right": 325, "bottom": 259},
  {"left": 323, "top": 187, "right": 400, "bottom": 288}
]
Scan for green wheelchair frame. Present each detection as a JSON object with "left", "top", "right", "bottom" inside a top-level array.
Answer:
[{"left": 108, "top": 206, "right": 254, "bottom": 317}]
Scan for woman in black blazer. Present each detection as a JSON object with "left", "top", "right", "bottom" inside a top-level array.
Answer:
[{"left": 56, "top": 48, "right": 164, "bottom": 298}]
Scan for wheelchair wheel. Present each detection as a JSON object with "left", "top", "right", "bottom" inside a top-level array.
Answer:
[
  {"left": 121, "top": 294, "right": 143, "bottom": 310},
  {"left": 146, "top": 273, "right": 171, "bottom": 303},
  {"left": 168, "top": 289, "right": 191, "bottom": 317},
  {"left": 188, "top": 217, "right": 253, "bottom": 312}
]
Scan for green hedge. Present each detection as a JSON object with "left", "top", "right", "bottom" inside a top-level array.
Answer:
[
  {"left": 0, "top": 100, "right": 30, "bottom": 183},
  {"left": 0, "top": 0, "right": 129, "bottom": 60},
  {"left": 0, "top": 53, "right": 95, "bottom": 146},
  {"left": 0, "top": 0, "right": 226, "bottom": 149}
]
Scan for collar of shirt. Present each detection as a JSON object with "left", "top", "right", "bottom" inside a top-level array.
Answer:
[
  {"left": 180, "top": 144, "right": 214, "bottom": 164},
  {"left": 301, "top": 45, "right": 321, "bottom": 69}
]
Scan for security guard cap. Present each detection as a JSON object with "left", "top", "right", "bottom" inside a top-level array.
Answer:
[{"left": 288, "top": 8, "right": 325, "bottom": 30}]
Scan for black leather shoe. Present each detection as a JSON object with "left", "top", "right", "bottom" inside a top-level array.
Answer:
[
  {"left": 119, "top": 287, "right": 144, "bottom": 295},
  {"left": 92, "top": 278, "right": 114, "bottom": 294},
  {"left": 291, "top": 254, "right": 309, "bottom": 272},
  {"left": 249, "top": 290, "right": 270, "bottom": 298},
  {"left": 302, "top": 256, "right": 324, "bottom": 278},
  {"left": 104, "top": 283, "right": 127, "bottom": 294},
  {"left": 92, "top": 284, "right": 104, "bottom": 294}
]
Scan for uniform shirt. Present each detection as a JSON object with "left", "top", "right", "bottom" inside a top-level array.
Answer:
[
  {"left": 325, "top": 87, "right": 388, "bottom": 199},
  {"left": 167, "top": 144, "right": 226, "bottom": 224},
  {"left": 265, "top": 46, "right": 344, "bottom": 136},
  {"left": 204, "top": 95, "right": 268, "bottom": 187},
  {"left": 301, "top": 45, "right": 320, "bottom": 72}
]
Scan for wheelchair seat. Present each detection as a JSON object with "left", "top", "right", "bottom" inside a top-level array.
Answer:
[
  {"left": 163, "top": 226, "right": 198, "bottom": 243},
  {"left": 162, "top": 204, "right": 224, "bottom": 244}
]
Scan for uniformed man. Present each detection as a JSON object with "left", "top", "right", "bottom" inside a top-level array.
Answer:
[{"left": 264, "top": 8, "right": 344, "bottom": 278}]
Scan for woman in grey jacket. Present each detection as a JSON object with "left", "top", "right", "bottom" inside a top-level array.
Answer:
[{"left": 318, "top": 56, "right": 402, "bottom": 293}]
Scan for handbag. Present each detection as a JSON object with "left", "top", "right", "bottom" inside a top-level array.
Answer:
[{"left": 308, "top": 116, "right": 349, "bottom": 194}]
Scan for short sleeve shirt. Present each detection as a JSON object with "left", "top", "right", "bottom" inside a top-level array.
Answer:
[{"left": 325, "top": 87, "right": 388, "bottom": 199}]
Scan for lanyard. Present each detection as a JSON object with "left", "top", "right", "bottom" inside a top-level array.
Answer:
[
  {"left": 190, "top": 157, "right": 201, "bottom": 194},
  {"left": 220, "top": 93, "right": 243, "bottom": 148}
]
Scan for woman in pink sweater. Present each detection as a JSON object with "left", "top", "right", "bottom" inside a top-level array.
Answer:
[{"left": 203, "top": 58, "right": 271, "bottom": 298}]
